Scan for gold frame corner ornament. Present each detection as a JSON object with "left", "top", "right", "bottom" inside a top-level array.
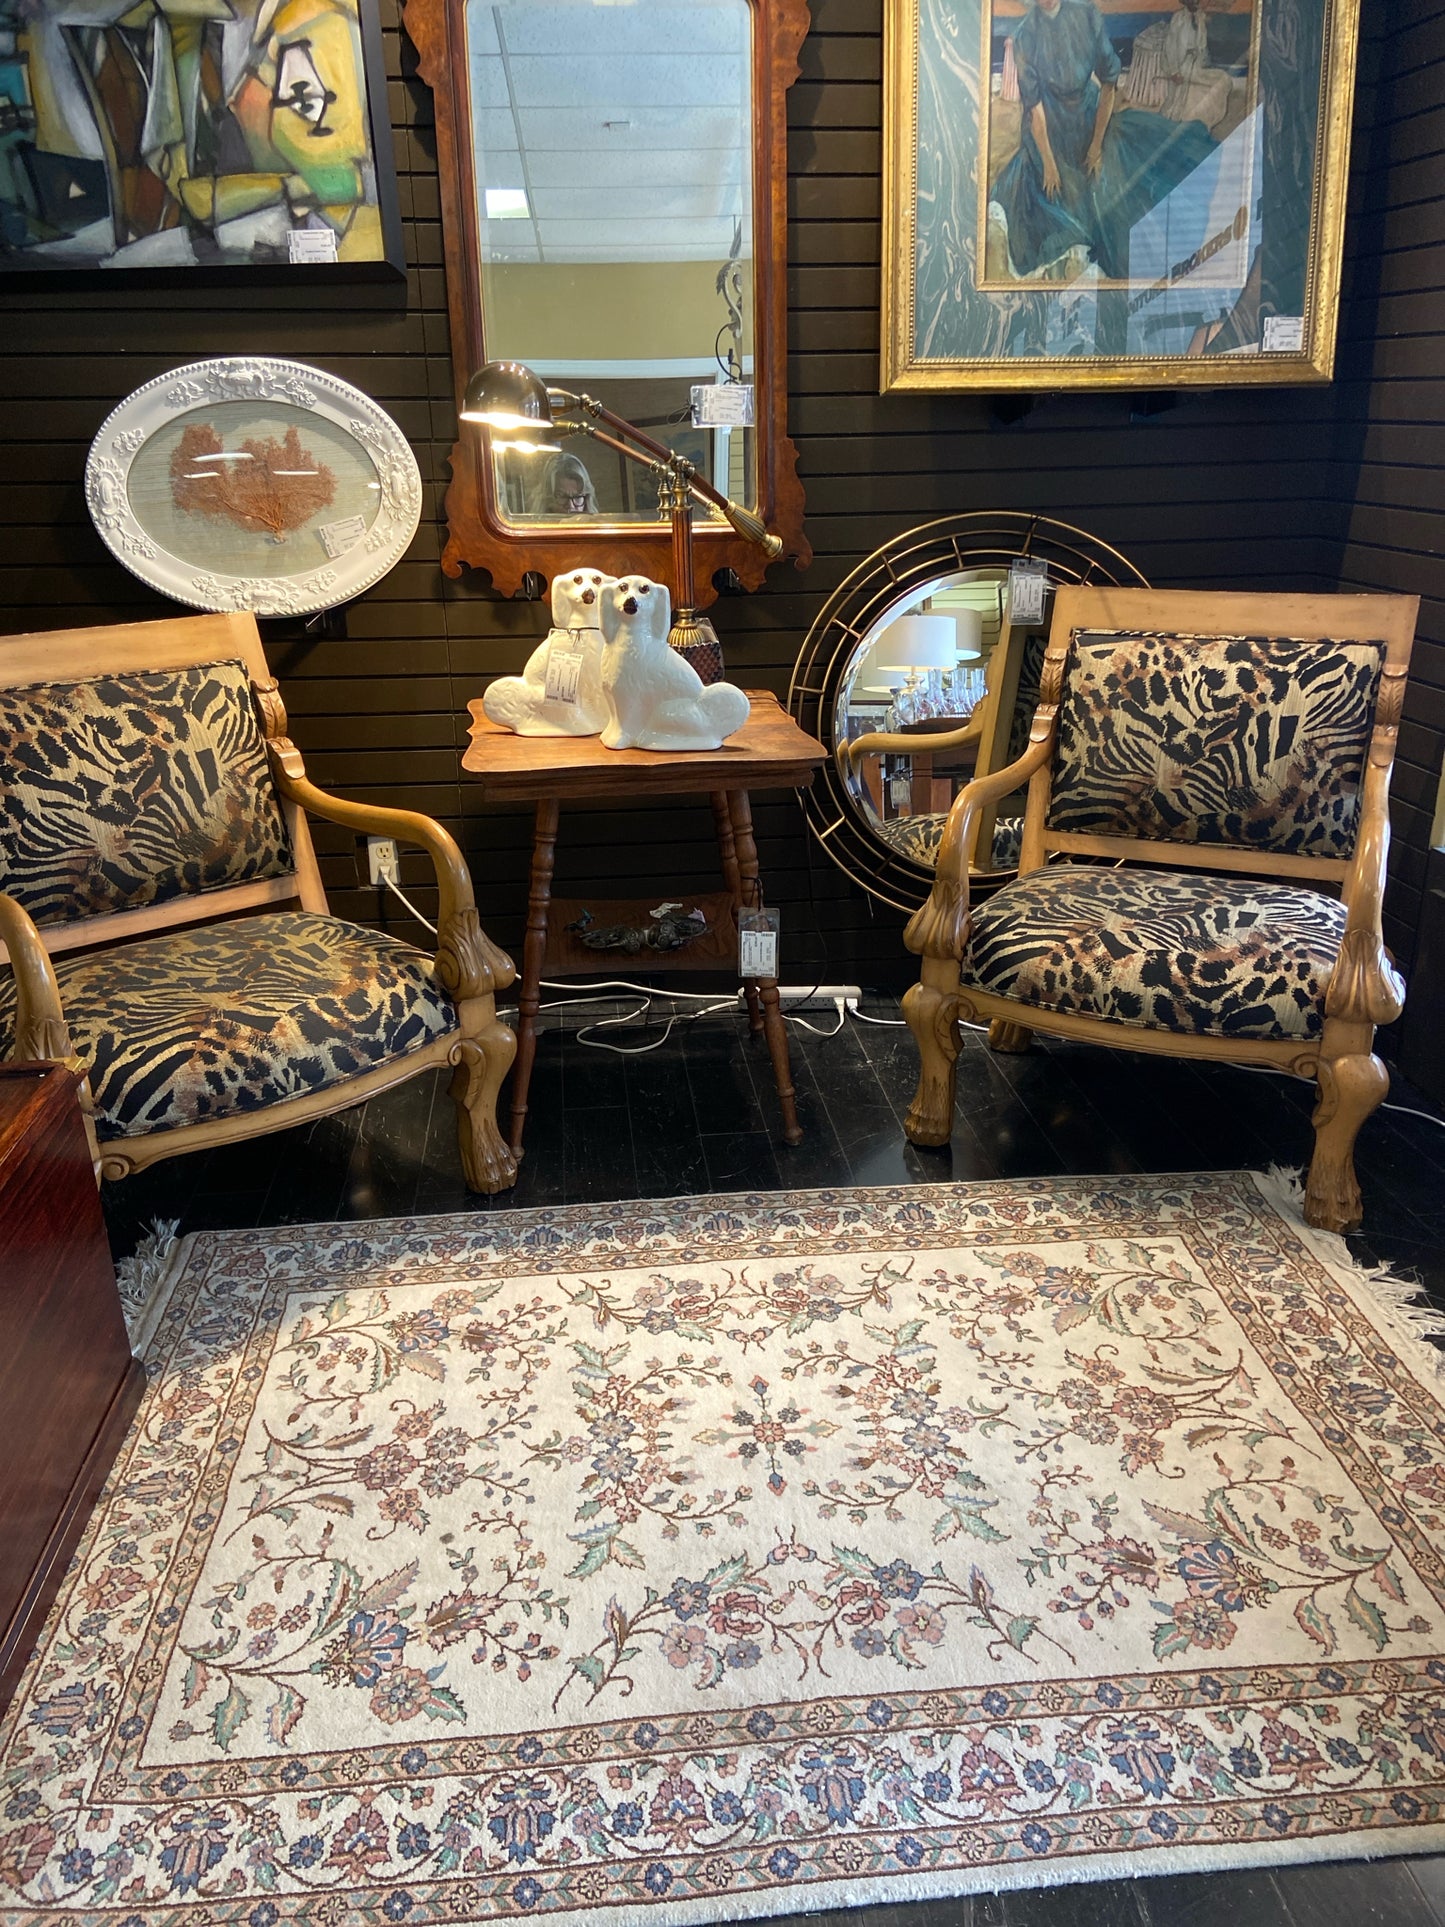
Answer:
[{"left": 879, "top": 0, "right": 1361, "bottom": 395}]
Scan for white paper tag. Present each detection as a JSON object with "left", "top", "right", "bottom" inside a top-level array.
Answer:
[
  {"left": 692, "top": 383, "right": 755, "bottom": 427},
  {"left": 737, "top": 907, "right": 780, "bottom": 979},
  {"left": 1007, "top": 562, "right": 1049, "bottom": 627},
  {"left": 738, "top": 925, "right": 778, "bottom": 977},
  {"left": 544, "top": 645, "right": 583, "bottom": 705},
  {"left": 317, "top": 514, "right": 369, "bottom": 558},
  {"left": 1262, "top": 315, "right": 1305, "bottom": 353},
  {"left": 288, "top": 225, "right": 338, "bottom": 264}
]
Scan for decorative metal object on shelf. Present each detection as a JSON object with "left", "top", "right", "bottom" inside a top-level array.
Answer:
[
  {"left": 84, "top": 358, "right": 422, "bottom": 617},
  {"left": 787, "top": 511, "right": 1148, "bottom": 915},
  {"left": 566, "top": 904, "right": 711, "bottom": 954}
]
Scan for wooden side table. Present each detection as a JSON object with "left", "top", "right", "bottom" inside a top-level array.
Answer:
[
  {"left": 461, "top": 692, "right": 828, "bottom": 1157},
  {"left": 0, "top": 1063, "right": 144, "bottom": 1715}
]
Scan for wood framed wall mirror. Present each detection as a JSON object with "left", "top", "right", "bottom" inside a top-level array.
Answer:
[
  {"left": 789, "top": 514, "right": 1148, "bottom": 915},
  {"left": 403, "top": 0, "right": 812, "bottom": 597}
]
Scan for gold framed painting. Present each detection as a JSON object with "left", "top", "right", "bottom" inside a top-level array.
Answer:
[{"left": 881, "top": 0, "right": 1361, "bottom": 391}]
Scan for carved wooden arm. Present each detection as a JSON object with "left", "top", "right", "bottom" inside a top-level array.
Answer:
[
  {"left": 903, "top": 732, "right": 1054, "bottom": 962},
  {"left": 0, "top": 891, "right": 76, "bottom": 1063},
  {"left": 1325, "top": 728, "right": 1406, "bottom": 1028},
  {"left": 836, "top": 711, "right": 985, "bottom": 774},
  {"left": 255, "top": 678, "right": 516, "bottom": 1005}
]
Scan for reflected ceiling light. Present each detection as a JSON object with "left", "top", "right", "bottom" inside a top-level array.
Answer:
[
  {"left": 484, "top": 187, "right": 530, "bottom": 220},
  {"left": 877, "top": 613, "right": 957, "bottom": 671}
]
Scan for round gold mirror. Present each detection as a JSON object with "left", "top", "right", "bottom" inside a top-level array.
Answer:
[{"left": 788, "top": 513, "right": 1148, "bottom": 914}]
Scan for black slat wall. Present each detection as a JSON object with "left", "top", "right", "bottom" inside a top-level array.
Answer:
[
  {"left": 0, "top": 0, "right": 1430, "bottom": 987},
  {"left": 1333, "top": 7, "right": 1445, "bottom": 969}
]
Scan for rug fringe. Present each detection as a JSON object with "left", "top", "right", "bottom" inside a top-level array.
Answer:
[
  {"left": 113, "top": 1219, "right": 192, "bottom": 1356},
  {"left": 1251, "top": 1165, "right": 1445, "bottom": 1378}
]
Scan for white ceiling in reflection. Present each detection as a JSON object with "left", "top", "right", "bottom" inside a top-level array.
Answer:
[{"left": 468, "top": 1, "right": 751, "bottom": 263}]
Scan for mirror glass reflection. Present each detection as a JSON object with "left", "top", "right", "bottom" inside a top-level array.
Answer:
[
  {"left": 465, "top": 0, "right": 755, "bottom": 526},
  {"left": 832, "top": 566, "right": 1050, "bottom": 874}
]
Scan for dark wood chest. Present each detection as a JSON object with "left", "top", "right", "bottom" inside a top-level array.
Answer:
[{"left": 0, "top": 1063, "right": 144, "bottom": 1714}]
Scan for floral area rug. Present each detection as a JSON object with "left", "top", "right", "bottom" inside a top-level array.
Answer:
[{"left": 5, "top": 1173, "right": 1445, "bottom": 1926}]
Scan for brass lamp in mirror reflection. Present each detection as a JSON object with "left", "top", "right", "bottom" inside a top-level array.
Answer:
[{"left": 461, "top": 359, "right": 782, "bottom": 684}]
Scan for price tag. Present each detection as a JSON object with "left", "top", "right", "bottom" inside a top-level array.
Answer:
[
  {"left": 1262, "top": 314, "right": 1305, "bottom": 353},
  {"left": 544, "top": 642, "right": 584, "bottom": 705},
  {"left": 691, "top": 382, "right": 755, "bottom": 427},
  {"left": 737, "top": 907, "right": 780, "bottom": 980},
  {"left": 317, "top": 514, "right": 368, "bottom": 558},
  {"left": 1007, "top": 561, "right": 1049, "bottom": 627},
  {"left": 288, "top": 226, "right": 338, "bottom": 264}
]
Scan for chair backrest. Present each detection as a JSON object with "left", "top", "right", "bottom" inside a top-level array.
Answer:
[
  {"left": 0, "top": 612, "right": 326, "bottom": 958},
  {"left": 1019, "top": 589, "right": 1418, "bottom": 885}
]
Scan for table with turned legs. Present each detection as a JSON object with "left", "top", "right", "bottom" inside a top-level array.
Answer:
[{"left": 461, "top": 692, "right": 828, "bottom": 1158}]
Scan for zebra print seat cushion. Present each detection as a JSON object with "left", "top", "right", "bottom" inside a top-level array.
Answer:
[
  {"left": 0, "top": 660, "right": 293, "bottom": 927},
  {"left": 1049, "top": 631, "right": 1384, "bottom": 859},
  {"left": 961, "top": 865, "right": 1348, "bottom": 1040},
  {"left": 0, "top": 913, "right": 456, "bottom": 1140},
  {"left": 877, "top": 814, "right": 1025, "bottom": 871}
]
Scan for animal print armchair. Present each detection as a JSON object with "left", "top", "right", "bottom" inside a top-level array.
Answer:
[
  {"left": 0, "top": 612, "right": 518, "bottom": 1193},
  {"left": 902, "top": 588, "right": 1417, "bottom": 1234}
]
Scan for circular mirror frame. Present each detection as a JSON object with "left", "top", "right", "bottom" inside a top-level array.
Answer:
[{"left": 788, "top": 512, "right": 1149, "bottom": 915}]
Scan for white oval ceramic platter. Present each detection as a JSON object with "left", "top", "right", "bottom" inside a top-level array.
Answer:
[{"left": 85, "top": 357, "right": 423, "bottom": 617}]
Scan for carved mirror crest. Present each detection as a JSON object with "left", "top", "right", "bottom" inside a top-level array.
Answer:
[{"left": 404, "top": 0, "right": 811, "bottom": 597}]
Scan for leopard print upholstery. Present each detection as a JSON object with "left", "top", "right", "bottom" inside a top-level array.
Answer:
[
  {"left": 0, "top": 660, "right": 293, "bottom": 926},
  {"left": 961, "top": 865, "right": 1348, "bottom": 1040},
  {"left": 0, "top": 913, "right": 456, "bottom": 1139},
  {"left": 877, "top": 814, "right": 1024, "bottom": 872},
  {"left": 1048, "top": 631, "right": 1384, "bottom": 859}
]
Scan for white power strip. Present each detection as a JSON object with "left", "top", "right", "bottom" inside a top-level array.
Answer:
[{"left": 737, "top": 984, "right": 861, "bottom": 1012}]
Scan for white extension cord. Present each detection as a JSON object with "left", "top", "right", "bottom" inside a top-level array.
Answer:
[{"left": 372, "top": 884, "right": 1445, "bottom": 1131}]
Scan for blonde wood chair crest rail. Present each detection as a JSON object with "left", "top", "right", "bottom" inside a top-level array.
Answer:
[
  {"left": 900, "top": 587, "right": 1418, "bottom": 1235},
  {"left": 0, "top": 612, "right": 518, "bottom": 1194}
]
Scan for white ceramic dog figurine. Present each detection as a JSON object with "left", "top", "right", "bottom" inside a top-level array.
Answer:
[
  {"left": 481, "top": 569, "right": 613, "bottom": 736},
  {"left": 598, "top": 575, "right": 750, "bottom": 752}
]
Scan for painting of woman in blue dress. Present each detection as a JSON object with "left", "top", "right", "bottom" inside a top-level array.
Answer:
[{"left": 990, "top": 0, "right": 1219, "bottom": 282}]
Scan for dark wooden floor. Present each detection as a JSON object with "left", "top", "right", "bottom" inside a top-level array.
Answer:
[{"left": 103, "top": 995, "right": 1445, "bottom": 1927}]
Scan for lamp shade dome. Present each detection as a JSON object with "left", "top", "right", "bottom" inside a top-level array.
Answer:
[
  {"left": 460, "top": 360, "right": 555, "bottom": 433},
  {"left": 876, "top": 613, "right": 957, "bottom": 671},
  {"left": 952, "top": 607, "right": 985, "bottom": 660}
]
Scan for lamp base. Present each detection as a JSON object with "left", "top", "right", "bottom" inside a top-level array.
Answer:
[{"left": 668, "top": 607, "right": 724, "bottom": 686}]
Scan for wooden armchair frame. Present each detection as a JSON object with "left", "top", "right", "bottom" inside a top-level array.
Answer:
[
  {"left": 901, "top": 587, "right": 1418, "bottom": 1234},
  {"left": 0, "top": 613, "right": 518, "bottom": 1193}
]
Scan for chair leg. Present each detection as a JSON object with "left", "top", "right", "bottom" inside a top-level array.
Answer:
[
  {"left": 903, "top": 974, "right": 961, "bottom": 1146},
  {"left": 1305, "top": 1050, "right": 1388, "bottom": 1234},
  {"left": 988, "top": 1018, "right": 1033, "bottom": 1053},
  {"left": 449, "top": 1019, "right": 519, "bottom": 1194}
]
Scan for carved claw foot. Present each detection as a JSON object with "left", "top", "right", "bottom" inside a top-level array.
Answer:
[
  {"left": 902, "top": 981, "right": 960, "bottom": 1146},
  {"left": 449, "top": 1027, "right": 519, "bottom": 1194},
  {"left": 987, "top": 1018, "right": 1034, "bottom": 1053},
  {"left": 1304, "top": 1051, "right": 1388, "bottom": 1233}
]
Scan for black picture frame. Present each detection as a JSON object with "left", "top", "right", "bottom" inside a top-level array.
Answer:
[{"left": 0, "top": 0, "right": 404, "bottom": 287}]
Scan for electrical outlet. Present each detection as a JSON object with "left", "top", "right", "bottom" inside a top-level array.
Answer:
[{"left": 367, "top": 837, "right": 399, "bottom": 887}]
